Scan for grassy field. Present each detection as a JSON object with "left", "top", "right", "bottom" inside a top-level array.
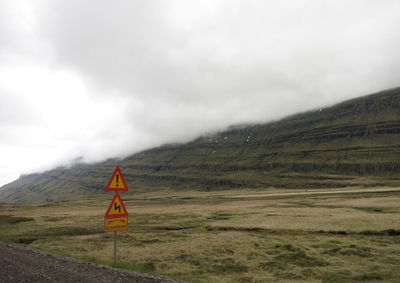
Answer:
[{"left": 0, "top": 187, "right": 399, "bottom": 282}]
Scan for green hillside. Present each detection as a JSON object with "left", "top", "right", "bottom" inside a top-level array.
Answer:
[{"left": 1, "top": 87, "right": 399, "bottom": 202}]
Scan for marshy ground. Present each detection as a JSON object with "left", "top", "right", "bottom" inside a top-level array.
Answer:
[{"left": 0, "top": 186, "right": 399, "bottom": 282}]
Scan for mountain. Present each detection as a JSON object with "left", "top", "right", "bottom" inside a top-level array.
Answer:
[{"left": 1, "top": 87, "right": 399, "bottom": 202}]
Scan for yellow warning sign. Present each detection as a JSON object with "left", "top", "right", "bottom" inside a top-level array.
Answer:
[
  {"left": 109, "top": 171, "right": 125, "bottom": 189},
  {"left": 105, "top": 166, "right": 128, "bottom": 191},
  {"left": 104, "top": 217, "right": 128, "bottom": 232},
  {"left": 104, "top": 192, "right": 128, "bottom": 218}
]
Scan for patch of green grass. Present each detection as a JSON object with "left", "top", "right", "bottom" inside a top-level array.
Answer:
[
  {"left": 206, "top": 257, "right": 248, "bottom": 274},
  {"left": 39, "top": 226, "right": 103, "bottom": 237},
  {"left": 0, "top": 215, "right": 34, "bottom": 224},
  {"left": 273, "top": 245, "right": 329, "bottom": 267},
  {"left": 351, "top": 207, "right": 397, "bottom": 213},
  {"left": 41, "top": 251, "right": 162, "bottom": 277},
  {"left": 14, "top": 237, "right": 39, "bottom": 244},
  {"left": 9, "top": 227, "right": 102, "bottom": 245},
  {"left": 42, "top": 216, "right": 67, "bottom": 222},
  {"left": 352, "top": 271, "right": 384, "bottom": 281},
  {"left": 322, "top": 244, "right": 373, "bottom": 257},
  {"left": 319, "top": 269, "right": 353, "bottom": 282},
  {"left": 79, "top": 255, "right": 157, "bottom": 274},
  {"left": 342, "top": 245, "right": 373, "bottom": 257},
  {"left": 208, "top": 211, "right": 233, "bottom": 221},
  {"left": 131, "top": 212, "right": 205, "bottom": 232}
]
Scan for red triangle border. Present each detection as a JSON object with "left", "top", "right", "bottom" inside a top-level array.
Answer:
[
  {"left": 104, "top": 192, "right": 128, "bottom": 218},
  {"left": 105, "top": 166, "right": 129, "bottom": 191}
]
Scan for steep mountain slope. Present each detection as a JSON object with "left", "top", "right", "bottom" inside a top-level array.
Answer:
[{"left": 1, "top": 87, "right": 399, "bottom": 202}]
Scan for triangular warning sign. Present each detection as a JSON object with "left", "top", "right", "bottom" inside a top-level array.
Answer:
[
  {"left": 105, "top": 192, "right": 128, "bottom": 218},
  {"left": 105, "top": 166, "right": 128, "bottom": 191}
]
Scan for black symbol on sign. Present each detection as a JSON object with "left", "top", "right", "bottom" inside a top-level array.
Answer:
[
  {"left": 116, "top": 174, "right": 119, "bottom": 187},
  {"left": 114, "top": 203, "right": 121, "bottom": 213}
]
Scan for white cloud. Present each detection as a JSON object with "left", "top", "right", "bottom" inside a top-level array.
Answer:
[{"left": 0, "top": 0, "right": 400, "bottom": 185}]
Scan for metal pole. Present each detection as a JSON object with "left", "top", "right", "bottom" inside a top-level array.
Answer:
[{"left": 114, "top": 231, "right": 117, "bottom": 265}]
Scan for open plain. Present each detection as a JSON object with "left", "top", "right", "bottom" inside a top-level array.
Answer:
[{"left": 0, "top": 187, "right": 399, "bottom": 282}]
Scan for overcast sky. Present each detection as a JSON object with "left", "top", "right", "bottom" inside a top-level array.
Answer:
[{"left": 1, "top": 0, "right": 400, "bottom": 186}]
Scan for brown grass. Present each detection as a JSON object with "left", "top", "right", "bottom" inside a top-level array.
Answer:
[{"left": 0, "top": 187, "right": 399, "bottom": 282}]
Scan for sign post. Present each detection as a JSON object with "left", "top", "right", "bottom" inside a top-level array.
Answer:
[
  {"left": 104, "top": 166, "right": 129, "bottom": 265},
  {"left": 114, "top": 231, "right": 117, "bottom": 264}
]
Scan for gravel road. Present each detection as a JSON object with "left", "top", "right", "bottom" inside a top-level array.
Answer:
[{"left": 0, "top": 242, "right": 185, "bottom": 283}]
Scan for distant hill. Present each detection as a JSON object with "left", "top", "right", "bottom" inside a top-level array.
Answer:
[{"left": 1, "top": 87, "right": 399, "bottom": 202}]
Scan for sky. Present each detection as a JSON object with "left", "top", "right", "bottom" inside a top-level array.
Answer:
[{"left": 1, "top": 0, "right": 400, "bottom": 186}]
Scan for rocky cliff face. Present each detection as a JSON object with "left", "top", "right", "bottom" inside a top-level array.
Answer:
[{"left": 1, "top": 87, "right": 399, "bottom": 202}]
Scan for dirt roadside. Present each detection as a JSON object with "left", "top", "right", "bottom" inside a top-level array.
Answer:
[{"left": 0, "top": 242, "right": 185, "bottom": 283}]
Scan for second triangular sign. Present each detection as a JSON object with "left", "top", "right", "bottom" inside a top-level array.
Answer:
[{"left": 105, "top": 192, "right": 128, "bottom": 218}]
